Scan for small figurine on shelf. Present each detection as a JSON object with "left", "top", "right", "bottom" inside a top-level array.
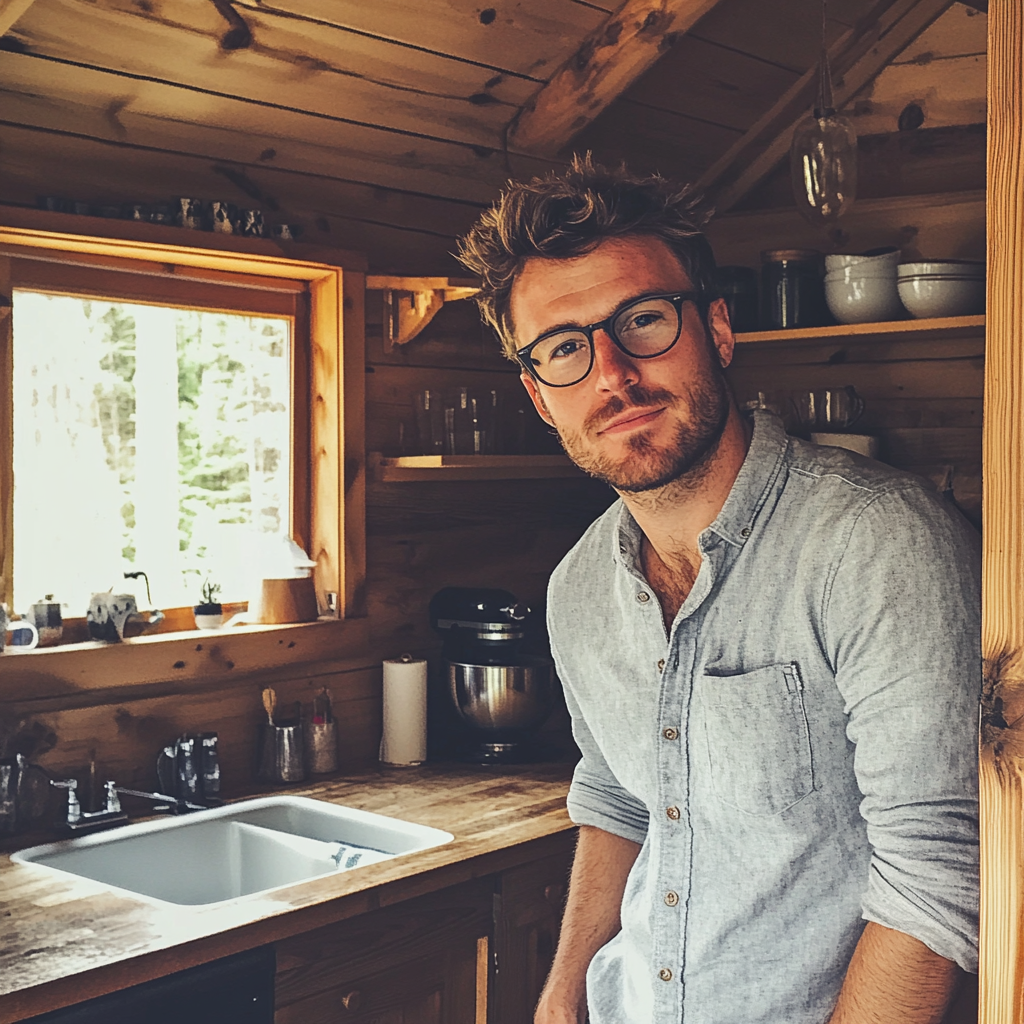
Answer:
[{"left": 193, "top": 580, "right": 224, "bottom": 630}]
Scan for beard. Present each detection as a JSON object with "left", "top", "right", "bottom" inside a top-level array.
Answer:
[{"left": 551, "top": 361, "right": 732, "bottom": 493}]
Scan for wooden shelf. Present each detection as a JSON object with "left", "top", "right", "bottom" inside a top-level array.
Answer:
[
  {"left": 371, "top": 453, "right": 579, "bottom": 482},
  {"left": 735, "top": 314, "right": 985, "bottom": 345}
]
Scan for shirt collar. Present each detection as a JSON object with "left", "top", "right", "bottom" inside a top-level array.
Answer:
[{"left": 613, "top": 410, "right": 789, "bottom": 568}]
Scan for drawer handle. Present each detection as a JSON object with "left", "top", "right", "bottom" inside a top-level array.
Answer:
[{"left": 341, "top": 989, "right": 362, "bottom": 1011}]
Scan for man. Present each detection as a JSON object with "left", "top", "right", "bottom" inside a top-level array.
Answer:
[{"left": 457, "top": 158, "right": 980, "bottom": 1024}]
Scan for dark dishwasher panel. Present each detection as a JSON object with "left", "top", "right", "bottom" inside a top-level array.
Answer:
[{"left": 24, "top": 946, "right": 275, "bottom": 1024}]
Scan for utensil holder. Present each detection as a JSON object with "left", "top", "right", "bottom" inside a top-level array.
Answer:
[
  {"left": 305, "top": 720, "right": 339, "bottom": 774},
  {"left": 257, "top": 722, "right": 307, "bottom": 783}
]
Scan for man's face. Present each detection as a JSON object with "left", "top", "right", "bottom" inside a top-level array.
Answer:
[{"left": 509, "top": 235, "right": 737, "bottom": 493}]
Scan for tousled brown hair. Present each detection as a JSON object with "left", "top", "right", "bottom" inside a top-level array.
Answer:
[{"left": 456, "top": 155, "right": 716, "bottom": 360}]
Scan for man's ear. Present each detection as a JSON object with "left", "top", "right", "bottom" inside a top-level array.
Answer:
[
  {"left": 521, "top": 372, "right": 556, "bottom": 427},
  {"left": 706, "top": 297, "right": 737, "bottom": 369}
]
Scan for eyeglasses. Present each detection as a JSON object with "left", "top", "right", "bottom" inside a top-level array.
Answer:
[{"left": 516, "top": 292, "right": 702, "bottom": 388}]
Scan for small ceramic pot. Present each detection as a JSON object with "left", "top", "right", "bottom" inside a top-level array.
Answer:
[{"left": 193, "top": 605, "right": 224, "bottom": 630}]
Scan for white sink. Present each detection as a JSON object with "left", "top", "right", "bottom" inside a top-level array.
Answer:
[{"left": 12, "top": 796, "right": 453, "bottom": 907}]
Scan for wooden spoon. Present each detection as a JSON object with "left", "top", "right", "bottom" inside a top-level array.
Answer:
[{"left": 262, "top": 687, "right": 276, "bottom": 726}]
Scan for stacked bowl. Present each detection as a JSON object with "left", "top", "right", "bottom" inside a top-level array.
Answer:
[
  {"left": 897, "top": 261, "right": 985, "bottom": 318},
  {"left": 824, "top": 249, "right": 904, "bottom": 325}
]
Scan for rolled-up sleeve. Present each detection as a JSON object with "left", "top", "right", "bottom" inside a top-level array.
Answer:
[
  {"left": 826, "top": 486, "right": 981, "bottom": 972},
  {"left": 550, "top": 631, "right": 650, "bottom": 846}
]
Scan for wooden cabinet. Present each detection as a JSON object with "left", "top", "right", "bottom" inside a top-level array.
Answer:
[
  {"left": 275, "top": 879, "right": 493, "bottom": 1024},
  {"left": 273, "top": 832, "right": 577, "bottom": 1024},
  {"left": 492, "top": 833, "right": 575, "bottom": 1024}
]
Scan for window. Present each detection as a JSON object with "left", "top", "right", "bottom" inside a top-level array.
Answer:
[
  {"left": 13, "top": 292, "right": 293, "bottom": 613},
  {"left": 0, "top": 221, "right": 364, "bottom": 652}
]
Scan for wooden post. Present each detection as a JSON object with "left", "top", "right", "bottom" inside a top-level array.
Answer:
[{"left": 979, "top": 1, "right": 1024, "bottom": 1021}]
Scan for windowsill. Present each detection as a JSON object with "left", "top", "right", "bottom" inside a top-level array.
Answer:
[{"left": 0, "top": 616, "right": 371, "bottom": 704}]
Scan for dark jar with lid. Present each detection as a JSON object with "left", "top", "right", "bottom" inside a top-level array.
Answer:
[
  {"left": 760, "top": 249, "right": 829, "bottom": 329},
  {"left": 713, "top": 266, "right": 759, "bottom": 333}
]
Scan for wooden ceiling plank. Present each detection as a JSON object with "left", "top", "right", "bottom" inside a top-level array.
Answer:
[
  {"left": 9, "top": 0, "right": 536, "bottom": 152},
  {"left": 240, "top": 0, "right": 607, "bottom": 81},
  {"left": 696, "top": 0, "right": 959, "bottom": 213},
  {"left": 0, "top": 126, "right": 472, "bottom": 274},
  {"left": 0, "top": 55, "right": 560, "bottom": 206},
  {"left": 507, "top": 0, "right": 725, "bottom": 158},
  {"left": 621, "top": 35, "right": 800, "bottom": 132},
  {"left": 0, "top": 0, "right": 36, "bottom": 36}
]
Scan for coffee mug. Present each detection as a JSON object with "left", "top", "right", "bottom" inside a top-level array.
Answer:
[{"left": 0, "top": 606, "right": 39, "bottom": 652}]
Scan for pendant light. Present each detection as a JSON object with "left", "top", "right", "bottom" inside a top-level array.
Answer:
[{"left": 789, "top": 0, "right": 858, "bottom": 224}]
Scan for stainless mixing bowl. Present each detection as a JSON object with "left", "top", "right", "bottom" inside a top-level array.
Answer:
[{"left": 446, "top": 660, "right": 555, "bottom": 733}]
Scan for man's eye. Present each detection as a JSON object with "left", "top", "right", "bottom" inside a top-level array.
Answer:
[
  {"left": 550, "top": 338, "right": 586, "bottom": 360},
  {"left": 623, "top": 311, "right": 665, "bottom": 331}
]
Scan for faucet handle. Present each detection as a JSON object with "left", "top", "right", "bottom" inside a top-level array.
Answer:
[
  {"left": 104, "top": 780, "right": 121, "bottom": 814},
  {"left": 50, "top": 778, "right": 81, "bottom": 823}
]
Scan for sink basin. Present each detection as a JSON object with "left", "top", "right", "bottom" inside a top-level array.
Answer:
[{"left": 12, "top": 796, "right": 453, "bottom": 907}]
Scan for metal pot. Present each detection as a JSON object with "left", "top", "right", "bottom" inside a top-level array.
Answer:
[{"left": 446, "top": 660, "right": 554, "bottom": 734}]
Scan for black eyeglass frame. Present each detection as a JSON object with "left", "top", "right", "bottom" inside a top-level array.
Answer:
[{"left": 515, "top": 290, "right": 706, "bottom": 388}]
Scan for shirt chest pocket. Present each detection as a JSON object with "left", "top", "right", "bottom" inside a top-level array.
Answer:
[{"left": 700, "top": 663, "right": 814, "bottom": 816}]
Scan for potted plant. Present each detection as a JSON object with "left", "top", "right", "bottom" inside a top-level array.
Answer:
[{"left": 193, "top": 580, "right": 223, "bottom": 630}]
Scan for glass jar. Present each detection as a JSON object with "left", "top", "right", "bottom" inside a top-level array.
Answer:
[
  {"left": 760, "top": 249, "right": 829, "bottom": 329},
  {"left": 713, "top": 266, "right": 759, "bottom": 333}
]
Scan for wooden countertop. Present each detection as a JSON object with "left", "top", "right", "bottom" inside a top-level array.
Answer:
[{"left": 0, "top": 761, "right": 575, "bottom": 1023}]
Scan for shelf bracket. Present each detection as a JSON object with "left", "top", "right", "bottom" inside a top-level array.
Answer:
[{"left": 367, "top": 276, "right": 480, "bottom": 350}]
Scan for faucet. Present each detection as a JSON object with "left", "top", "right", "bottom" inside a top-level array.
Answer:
[
  {"left": 50, "top": 778, "right": 128, "bottom": 834},
  {"left": 113, "top": 786, "right": 208, "bottom": 815}
]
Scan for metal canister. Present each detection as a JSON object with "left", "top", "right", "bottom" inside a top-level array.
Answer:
[{"left": 760, "top": 249, "right": 829, "bottom": 329}]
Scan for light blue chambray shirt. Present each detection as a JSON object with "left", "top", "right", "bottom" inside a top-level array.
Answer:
[{"left": 547, "top": 411, "right": 980, "bottom": 1024}]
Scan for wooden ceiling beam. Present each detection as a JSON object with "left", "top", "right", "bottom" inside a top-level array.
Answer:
[
  {"left": 0, "top": 0, "right": 37, "bottom": 36},
  {"left": 697, "top": 0, "right": 959, "bottom": 214},
  {"left": 507, "top": 0, "right": 723, "bottom": 159}
]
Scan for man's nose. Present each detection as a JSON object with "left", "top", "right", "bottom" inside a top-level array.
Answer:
[{"left": 591, "top": 329, "right": 639, "bottom": 391}]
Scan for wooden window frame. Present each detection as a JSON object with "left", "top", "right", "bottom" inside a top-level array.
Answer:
[{"left": 0, "top": 218, "right": 367, "bottom": 695}]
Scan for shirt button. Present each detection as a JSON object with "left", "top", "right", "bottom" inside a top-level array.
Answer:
[
  {"left": 658, "top": 967, "right": 673, "bottom": 982},
  {"left": 666, "top": 805, "right": 680, "bottom": 820},
  {"left": 664, "top": 890, "right": 679, "bottom": 907},
  {"left": 637, "top": 591, "right": 650, "bottom": 604},
  {"left": 741, "top": 526, "right": 751, "bottom": 538},
  {"left": 662, "top": 727, "right": 678, "bottom": 741},
  {"left": 657, "top": 659, "right": 665, "bottom": 672}
]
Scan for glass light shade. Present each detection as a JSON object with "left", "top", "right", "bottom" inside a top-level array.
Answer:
[{"left": 790, "top": 110, "right": 858, "bottom": 225}]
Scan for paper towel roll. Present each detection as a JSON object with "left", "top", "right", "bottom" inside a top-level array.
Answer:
[{"left": 380, "top": 657, "right": 428, "bottom": 766}]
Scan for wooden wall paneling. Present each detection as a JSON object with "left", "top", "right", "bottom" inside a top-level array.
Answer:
[
  {"left": 979, "top": 0, "right": 1024, "bottom": 1019},
  {"left": 735, "top": 123, "right": 987, "bottom": 210},
  {"left": 0, "top": 0, "right": 37, "bottom": 36},
  {"left": 343, "top": 270, "right": 367, "bottom": 617},
  {"left": 622, "top": 35, "right": 800, "bottom": 132},
  {"left": 570, "top": 99, "right": 741, "bottom": 179},
  {"left": 706, "top": 190, "right": 986, "bottom": 268},
  {"left": 364, "top": 478, "right": 614, "bottom": 655},
  {"left": 365, "top": 298, "right": 508, "bottom": 374},
  {"left": 10, "top": 0, "right": 536, "bottom": 150},
  {"left": 0, "top": 255, "right": 11, "bottom": 608},
  {"left": 843, "top": 3, "right": 987, "bottom": 134},
  {"left": 0, "top": 62, "right": 542, "bottom": 209},
  {"left": 696, "top": 0, "right": 960, "bottom": 213},
  {"left": 248, "top": 0, "right": 608, "bottom": 78},
  {"left": 0, "top": 663, "right": 383, "bottom": 800},
  {"left": 687, "top": 0, "right": 881, "bottom": 73}
]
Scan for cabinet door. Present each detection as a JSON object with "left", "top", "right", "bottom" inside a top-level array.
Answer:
[
  {"left": 275, "top": 878, "right": 492, "bottom": 1024},
  {"left": 492, "top": 832, "right": 576, "bottom": 1024}
]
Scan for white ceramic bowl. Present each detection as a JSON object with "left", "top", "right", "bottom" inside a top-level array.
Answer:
[
  {"left": 898, "top": 260, "right": 984, "bottom": 278},
  {"left": 825, "top": 274, "right": 905, "bottom": 324},
  {"left": 897, "top": 275, "right": 985, "bottom": 318},
  {"left": 825, "top": 250, "right": 900, "bottom": 274},
  {"left": 825, "top": 266, "right": 899, "bottom": 283}
]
